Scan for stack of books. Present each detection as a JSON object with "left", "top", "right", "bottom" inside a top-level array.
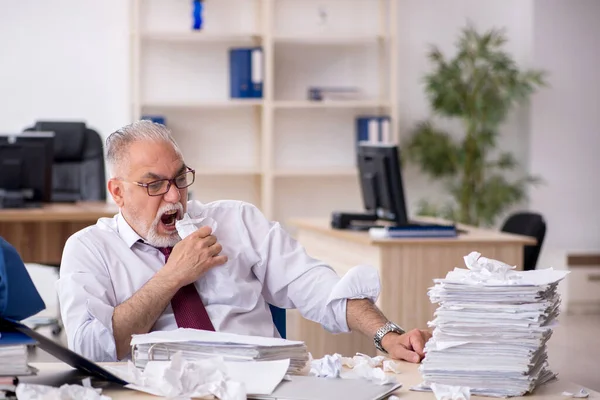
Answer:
[
  {"left": 131, "top": 328, "right": 309, "bottom": 375},
  {"left": 417, "top": 252, "right": 569, "bottom": 397},
  {"left": 0, "top": 331, "right": 36, "bottom": 380}
]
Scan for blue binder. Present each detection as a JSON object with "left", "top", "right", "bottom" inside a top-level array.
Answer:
[
  {"left": 356, "top": 116, "right": 377, "bottom": 144},
  {"left": 141, "top": 115, "right": 166, "bottom": 126},
  {"left": 229, "top": 47, "right": 263, "bottom": 98},
  {"left": 356, "top": 115, "right": 391, "bottom": 146},
  {"left": 0, "top": 331, "right": 36, "bottom": 346}
]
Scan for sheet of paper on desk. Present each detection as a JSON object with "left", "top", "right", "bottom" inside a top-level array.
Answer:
[
  {"left": 249, "top": 375, "right": 402, "bottom": 400},
  {"left": 105, "top": 356, "right": 290, "bottom": 399},
  {"left": 130, "top": 328, "right": 304, "bottom": 347}
]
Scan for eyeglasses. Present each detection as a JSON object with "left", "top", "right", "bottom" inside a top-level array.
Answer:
[{"left": 131, "top": 168, "right": 195, "bottom": 196}]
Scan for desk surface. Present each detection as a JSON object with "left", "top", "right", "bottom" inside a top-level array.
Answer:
[
  {"left": 28, "top": 361, "right": 598, "bottom": 399},
  {"left": 0, "top": 201, "right": 118, "bottom": 222},
  {"left": 288, "top": 217, "right": 537, "bottom": 246}
]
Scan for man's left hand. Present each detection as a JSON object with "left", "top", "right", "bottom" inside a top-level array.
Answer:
[{"left": 381, "top": 328, "right": 432, "bottom": 363}]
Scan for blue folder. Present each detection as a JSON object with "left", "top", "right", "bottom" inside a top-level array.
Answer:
[{"left": 229, "top": 47, "right": 263, "bottom": 99}]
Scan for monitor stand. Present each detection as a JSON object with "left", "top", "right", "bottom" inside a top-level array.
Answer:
[
  {"left": 331, "top": 212, "right": 387, "bottom": 231},
  {"left": 0, "top": 189, "right": 36, "bottom": 209},
  {"left": 331, "top": 211, "right": 464, "bottom": 233}
]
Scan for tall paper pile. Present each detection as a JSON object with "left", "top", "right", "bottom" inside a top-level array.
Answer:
[{"left": 418, "top": 252, "right": 569, "bottom": 397}]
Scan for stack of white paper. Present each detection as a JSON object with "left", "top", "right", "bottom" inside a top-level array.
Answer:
[
  {"left": 0, "top": 344, "right": 31, "bottom": 376},
  {"left": 131, "top": 328, "right": 309, "bottom": 375},
  {"left": 0, "top": 332, "right": 36, "bottom": 377},
  {"left": 418, "top": 252, "right": 569, "bottom": 397}
]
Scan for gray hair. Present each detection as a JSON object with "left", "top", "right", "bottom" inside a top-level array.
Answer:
[{"left": 105, "top": 120, "right": 182, "bottom": 177}]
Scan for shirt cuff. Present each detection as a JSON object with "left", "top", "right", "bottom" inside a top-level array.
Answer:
[{"left": 325, "top": 265, "right": 381, "bottom": 333}]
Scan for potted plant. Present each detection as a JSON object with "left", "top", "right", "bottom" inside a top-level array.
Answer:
[{"left": 405, "top": 24, "right": 547, "bottom": 227}]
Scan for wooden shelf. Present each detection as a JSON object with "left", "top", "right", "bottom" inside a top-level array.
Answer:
[
  {"left": 132, "top": 0, "right": 400, "bottom": 221},
  {"left": 194, "top": 168, "right": 262, "bottom": 176},
  {"left": 273, "top": 167, "right": 357, "bottom": 177},
  {"left": 140, "top": 32, "right": 262, "bottom": 43},
  {"left": 274, "top": 34, "right": 386, "bottom": 45},
  {"left": 273, "top": 100, "right": 390, "bottom": 109},
  {"left": 142, "top": 100, "right": 263, "bottom": 109}
]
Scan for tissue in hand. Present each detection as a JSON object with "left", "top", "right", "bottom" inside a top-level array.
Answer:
[{"left": 176, "top": 213, "right": 218, "bottom": 239}]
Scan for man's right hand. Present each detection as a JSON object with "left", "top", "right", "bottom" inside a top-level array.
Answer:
[{"left": 158, "top": 226, "right": 228, "bottom": 289}]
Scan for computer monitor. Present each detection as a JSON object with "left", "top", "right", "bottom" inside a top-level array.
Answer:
[
  {"left": 357, "top": 143, "right": 409, "bottom": 226},
  {"left": 0, "top": 132, "right": 54, "bottom": 208}
]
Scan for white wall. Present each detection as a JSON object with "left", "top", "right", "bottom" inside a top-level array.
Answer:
[
  {"left": 396, "top": 0, "right": 535, "bottom": 223},
  {"left": 0, "top": 0, "right": 130, "bottom": 315},
  {"left": 529, "top": 0, "right": 600, "bottom": 265},
  {"left": 0, "top": 0, "right": 130, "bottom": 142}
]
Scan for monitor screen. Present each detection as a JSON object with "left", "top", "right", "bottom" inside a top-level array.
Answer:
[
  {"left": 0, "top": 132, "right": 54, "bottom": 206},
  {"left": 357, "top": 143, "right": 409, "bottom": 226}
]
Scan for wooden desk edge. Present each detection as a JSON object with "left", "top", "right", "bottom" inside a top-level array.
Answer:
[
  {"left": 0, "top": 202, "right": 118, "bottom": 222},
  {"left": 288, "top": 218, "right": 537, "bottom": 246}
]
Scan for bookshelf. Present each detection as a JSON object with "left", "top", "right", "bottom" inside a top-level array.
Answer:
[{"left": 130, "top": 0, "right": 399, "bottom": 223}]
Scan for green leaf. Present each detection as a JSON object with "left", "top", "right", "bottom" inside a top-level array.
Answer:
[
  {"left": 474, "top": 175, "right": 529, "bottom": 226},
  {"left": 404, "top": 121, "right": 460, "bottom": 178},
  {"left": 487, "top": 152, "right": 518, "bottom": 170}
]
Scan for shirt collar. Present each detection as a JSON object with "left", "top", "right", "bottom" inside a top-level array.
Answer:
[{"left": 116, "top": 212, "right": 145, "bottom": 248}]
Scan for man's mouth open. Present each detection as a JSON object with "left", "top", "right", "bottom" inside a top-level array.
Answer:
[{"left": 160, "top": 209, "right": 181, "bottom": 230}]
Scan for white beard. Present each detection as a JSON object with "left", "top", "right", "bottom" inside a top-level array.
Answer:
[{"left": 144, "top": 202, "right": 184, "bottom": 248}]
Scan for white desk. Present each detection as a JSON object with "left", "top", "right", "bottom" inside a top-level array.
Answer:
[{"left": 27, "top": 362, "right": 599, "bottom": 399}]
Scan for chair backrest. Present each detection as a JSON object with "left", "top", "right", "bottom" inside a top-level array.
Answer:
[
  {"left": 269, "top": 304, "right": 286, "bottom": 339},
  {"left": 24, "top": 121, "right": 106, "bottom": 202},
  {"left": 501, "top": 212, "right": 547, "bottom": 271},
  {"left": 0, "top": 237, "right": 46, "bottom": 320}
]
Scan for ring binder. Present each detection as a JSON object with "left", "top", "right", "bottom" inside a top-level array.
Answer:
[
  {"left": 129, "top": 329, "right": 309, "bottom": 375},
  {"left": 148, "top": 343, "right": 172, "bottom": 362}
]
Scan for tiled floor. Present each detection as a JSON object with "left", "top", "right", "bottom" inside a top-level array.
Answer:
[{"left": 29, "top": 313, "right": 600, "bottom": 391}]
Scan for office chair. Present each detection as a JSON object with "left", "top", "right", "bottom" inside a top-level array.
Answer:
[
  {"left": 269, "top": 304, "right": 287, "bottom": 339},
  {"left": 24, "top": 121, "right": 106, "bottom": 202},
  {"left": 501, "top": 212, "right": 546, "bottom": 271},
  {"left": 23, "top": 121, "right": 106, "bottom": 335},
  {"left": 0, "top": 236, "right": 46, "bottom": 321}
]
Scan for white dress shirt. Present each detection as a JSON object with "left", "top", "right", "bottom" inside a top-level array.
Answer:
[{"left": 56, "top": 200, "right": 381, "bottom": 362}]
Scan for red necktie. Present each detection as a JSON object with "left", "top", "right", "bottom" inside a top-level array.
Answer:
[{"left": 158, "top": 247, "right": 215, "bottom": 331}]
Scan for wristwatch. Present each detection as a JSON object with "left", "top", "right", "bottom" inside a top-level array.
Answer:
[{"left": 373, "top": 321, "right": 406, "bottom": 354}]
